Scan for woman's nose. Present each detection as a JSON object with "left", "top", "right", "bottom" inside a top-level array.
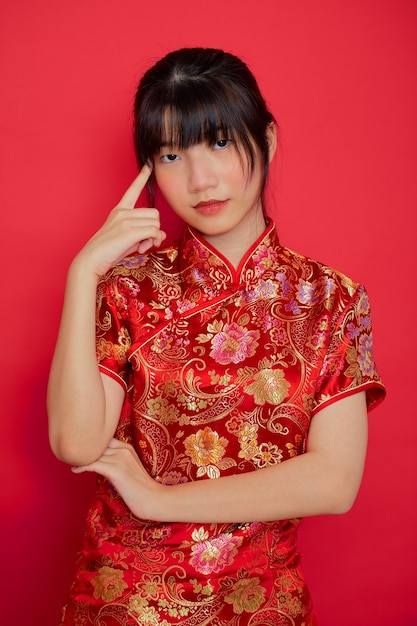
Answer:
[{"left": 187, "top": 153, "right": 218, "bottom": 192}]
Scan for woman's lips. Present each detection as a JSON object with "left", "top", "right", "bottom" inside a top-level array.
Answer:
[{"left": 194, "top": 200, "right": 228, "bottom": 215}]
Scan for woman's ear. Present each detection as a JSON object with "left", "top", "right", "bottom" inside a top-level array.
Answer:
[{"left": 266, "top": 123, "right": 277, "bottom": 162}]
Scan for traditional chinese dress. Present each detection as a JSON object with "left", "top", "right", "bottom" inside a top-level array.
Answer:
[{"left": 60, "top": 221, "right": 385, "bottom": 625}]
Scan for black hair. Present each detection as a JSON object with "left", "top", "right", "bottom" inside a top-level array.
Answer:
[{"left": 133, "top": 47, "right": 276, "bottom": 197}]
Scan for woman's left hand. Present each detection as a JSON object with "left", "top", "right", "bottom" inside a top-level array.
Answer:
[{"left": 71, "top": 438, "right": 163, "bottom": 520}]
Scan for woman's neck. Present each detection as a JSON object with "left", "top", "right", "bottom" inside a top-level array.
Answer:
[{"left": 202, "top": 210, "right": 268, "bottom": 269}]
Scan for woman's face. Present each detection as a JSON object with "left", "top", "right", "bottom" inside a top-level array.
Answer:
[{"left": 152, "top": 125, "right": 276, "bottom": 246}]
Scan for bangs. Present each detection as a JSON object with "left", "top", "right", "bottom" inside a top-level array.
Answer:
[{"left": 136, "top": 80, "right": 256, "bottom": 169}]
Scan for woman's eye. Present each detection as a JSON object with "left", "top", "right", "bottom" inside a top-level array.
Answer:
[
  {"left": 160, "top": 153, "right": 179, "bottom": 163},
  {"left": 214, "top": 139, "right": 231, "bottom": 149}
]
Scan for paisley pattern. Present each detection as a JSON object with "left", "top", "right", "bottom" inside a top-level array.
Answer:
[{"left": 60, "top": 222, "right": 385, "bottom": 625}]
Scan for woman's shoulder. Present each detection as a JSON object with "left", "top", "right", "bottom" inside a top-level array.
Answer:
[
  {"left": 281, "top": 243, "right": 355, "bottom": 278},
  {"left": 275, "top": 243, "right": 363, "bottom": 307}
]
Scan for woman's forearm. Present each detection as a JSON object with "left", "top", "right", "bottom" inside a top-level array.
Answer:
[
  {"left": 47, "top": 258, "right": 117, "bottom": 465},
  {"left": 153, "top": 451, "right": 356, "bottom": 524}
]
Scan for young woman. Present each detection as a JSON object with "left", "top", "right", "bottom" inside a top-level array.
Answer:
[{"left": 48, "top": 48, "right": 385, "bottom": 625}]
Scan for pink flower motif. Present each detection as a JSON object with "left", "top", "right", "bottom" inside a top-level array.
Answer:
[
  {"left": 190, "top": 533, "right": 242, "bottom": 575},
  {"left": 210, "top": 323, "right": 260, "bottom": 365},
  {"left": 253, "top": 244, "right": 278, "bottom": 273},
  {"left": 119, "top": 276, "right": 140, "bottom": 296}
]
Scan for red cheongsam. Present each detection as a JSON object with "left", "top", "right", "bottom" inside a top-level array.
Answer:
[{"left": 60, "top": 221, "right": 385, "bottom": 625}]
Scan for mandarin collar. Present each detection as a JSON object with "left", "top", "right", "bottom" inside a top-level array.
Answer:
[{"left": 177, "top": 221, "right": 280, "bottom": 296}]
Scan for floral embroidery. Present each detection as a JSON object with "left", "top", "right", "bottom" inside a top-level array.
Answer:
[
  {"left": 146, "top": 397, "right": 179, "bottom": 425},
  {"left": 224, "top": 576, "right": 267, "bottom": 614},
  {"left": 244, "top": 368, "right": 291, "bottom": 405},
  {"left": 119, "top": 276, "right": 140, "bottom": 296},
  {"left": 252, "top": 244, "right": 278, "bottom": 272},
  {"left": 320, "top": 355, "right": 345, "bottom": 378},
  {"left": 190, "top": 579, "right": 215, "bottom": 596},
  {"left": 347, "top": 322, "right": 361, "bottom": 339},
  {"left": 130, "top": 604, "right": 170, "bottom": 625},
  {"left": 296, "top": 276, "right": 335, "bottom": 305},
  {"left": 96, "top": 337, "right": 113, "bottom": 361},
  {"left": 128, "top": 593, "right": 149, "bottom": 614},
  {"left": 190, "top": 528, "right": 243, "bottom": 574},
  {"left": 119, "top": 254, "right": 147, "bottom": 269},
  {"left": 278, "top": 592, "right": 305, "bottom": 618},
  {"left": 252, "top": 442, "right": 283, "bottom": 468},
  {"left": 184, "top": 426, "right": 236, "bottom": 478},
  {"left": 236, "top": 422, "right": 259, "bottom": 462},
  {"left": 270, "top": 321, "right": 288, "bottom": 345},
  {"left": 144, "top": 526, "right": 172, "bottom": 545},
  {"left": 91, "top": 566, "right": 127, "bottom": 602},
  {"left": 358, "top": 334, "right": 375, "bottom": 376},
  {"left": 151, "top": 332, "right": 174, "bottom": 354},
  {"left": 113, "top": 344, "right": 128, "bottom": 365},
  {"left": 256, "top": 279, "right": 278, "bottom": 298},
  {"left": 306, "top": 314, "right": 329, "bottom": 350},
  {"left": 210, "top": 322, "right": 260, "bottom": 365}
]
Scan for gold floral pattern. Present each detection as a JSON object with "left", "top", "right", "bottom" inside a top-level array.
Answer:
[
  {"left": 61, "top": 222, "right": 385, "bottom": 625},
  {"left": 224, "top": 576, "right": 267, "bottom": 614},
  {"left": 184, "top": 426, "right": 236, "bottom": 478},
  {"left": 244, "top": 368, "right": 291, "bottom": 406},
  {"left": 91, "top": 566, "right": 127, "bottom": 602}
]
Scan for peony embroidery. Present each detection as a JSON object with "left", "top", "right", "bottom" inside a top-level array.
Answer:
[
  {"left": 190, "top": 530, "right": 243, "bottom": 575},
  {"left": 184, "top": 427, "right": 227, "bottom": 466},
  {"left": 244, "top": 369, "right": 291, "bottom": 405},
  {"left": 252, "top": 243, "right": 278, "bottom": 272},
  {"left": 210, "top": 322, "right": 260, "bottom": 365},
  {"left": 224, "top": 576, "right": 267, "bottom": 614},
  {"left": 184, "top": 427, "right": 236, "bottom": 478},
  {"left": 91, "top": 566, "right": 127, "bottom": 602}
]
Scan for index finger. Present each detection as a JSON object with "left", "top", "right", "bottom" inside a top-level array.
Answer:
[{"left": 118, "top": 163, "right": 152, "bottom": 209}]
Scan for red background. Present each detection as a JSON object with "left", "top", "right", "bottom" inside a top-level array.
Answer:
[{"left": 1, "top": 1, "right": 416, "bottom": 624}]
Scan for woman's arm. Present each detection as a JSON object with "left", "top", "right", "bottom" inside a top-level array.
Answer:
[
  {"left": 73, "top": 391, "right": 368, "bottom": 522},
  {"left": 47, "top": 166, "right": 166, "bottom": 466}
]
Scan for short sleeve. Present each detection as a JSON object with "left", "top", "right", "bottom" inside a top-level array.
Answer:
[
  {"left": 95, "top": 272, "right": 131, "bottom": 391},
  {"left": 313, "top": 284, "right": 385, "bottom": 413}
]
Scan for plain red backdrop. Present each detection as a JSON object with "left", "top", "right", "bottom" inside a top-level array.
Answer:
[{"left": 1, "top": 1, "right": 416, "bottom": 624}]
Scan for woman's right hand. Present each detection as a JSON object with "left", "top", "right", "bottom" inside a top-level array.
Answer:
[{"left": 76, "top": 164, "right": 166, "bottom": 277}]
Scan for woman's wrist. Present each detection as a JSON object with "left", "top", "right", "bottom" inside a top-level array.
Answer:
[{"left": 69, "top": 248, "right": 103, "bottom": 281}]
